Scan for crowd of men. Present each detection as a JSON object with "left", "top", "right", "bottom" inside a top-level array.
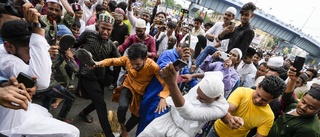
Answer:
[{"left": 0, "top": 0, "right": 319, "bottom": 137}]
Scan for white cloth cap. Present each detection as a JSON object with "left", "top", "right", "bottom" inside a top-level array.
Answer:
[
  {"left": 267, "top": 57, "right": 284, "bottom": 68},
  {"left": 135, "top": 18, "right": 146, "bottom": 28},
  {"left": 226, "top": 7, "right": 237, "bottom": 16},
  {"left": 231, "top": 48, "right": 242, "bottom": 59},
  {"left": 46, "top": 0, "right": 62, "bottom": 7},
  {"left": 198, "top": 71, "right": 225, "bottom": 98}
]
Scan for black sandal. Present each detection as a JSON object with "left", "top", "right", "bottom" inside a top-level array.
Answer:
[{"left": 79, "top": 111, "right": 93, "bottom": 123}]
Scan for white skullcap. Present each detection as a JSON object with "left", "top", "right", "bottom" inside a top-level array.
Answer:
[
  {"left": 226, "top": 7, "right": 237, "bottom": 16},
  {"left": 198, "top": 71, "right": 225, "bottom": 98},
  {"left": 267, "top": 57, "right": 284, "bottom": 68},
  {"left": 135, "top": 18, "right": 146, "bottom": 28},
  {"left": 231, "top": 48, "right": 242, "bottom": 59},
  {"left": 46, "top": 0, "right": 62, "bottom": 7}
]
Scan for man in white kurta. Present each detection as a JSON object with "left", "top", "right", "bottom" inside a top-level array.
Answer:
[
  {"left": 0, "top": 18, "right": 79, "bottom": 136},
  {"left": 138, "top": 69, "right": 229, "bottom": 137}
]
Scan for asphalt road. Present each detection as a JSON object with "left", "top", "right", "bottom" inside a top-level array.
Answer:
[{"left": 33, "top": 86, "right": 137, "bottom": 137}]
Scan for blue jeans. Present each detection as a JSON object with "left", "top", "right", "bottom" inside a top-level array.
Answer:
[
  {"left": 206, "top": 125, "right": 220, "bottom": 137},
  {"left": 195, "top": 46, "right": 218, "bottom": 67},
  {"left": 42, "top": 84, "right": 75, "bottom": 120}
]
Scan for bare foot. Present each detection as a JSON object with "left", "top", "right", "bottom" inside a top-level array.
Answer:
[{"left": 51, "top": 98, "right": 63, "bottom": 108}]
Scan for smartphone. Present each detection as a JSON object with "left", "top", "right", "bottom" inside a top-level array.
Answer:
[
  {"left": 293, "top": 56, "right": 305, "bottom": 76},
  {"left": 17, "top": 72, "right": 36, "bottom": 88},
  {"left": 181, "top": 9, "right": 189, "bottom": 14},
  {"left": 229, "top": 22, "right": 235, "bottom": 27},
  {"left": 220, "top": 52, "right": 230, "bottom": 61},
  {"left": 173, "top": 59, "right": 188, "bottom": 71}
]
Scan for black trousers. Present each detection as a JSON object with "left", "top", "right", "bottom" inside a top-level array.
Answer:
[
  {"left": 80, "top": 77, "right": 114, "bottom": 137},
  {"left": 117, "top": 87, "right": 140, "bottom": 132}
]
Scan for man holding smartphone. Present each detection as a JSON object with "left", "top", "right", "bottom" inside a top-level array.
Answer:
[
  {"left": 0, "top": 3, "right": 79, "bottom": 137},
  {"left": 194, "top": 6, "right": 237, "bottom": 67},
  {"left": 218, "top": 2, "right": 256, "bottom": 58}
]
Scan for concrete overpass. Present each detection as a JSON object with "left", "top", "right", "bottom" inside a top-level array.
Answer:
[{"left": 189, "top": 0, "right": 320, "bottom": 64}]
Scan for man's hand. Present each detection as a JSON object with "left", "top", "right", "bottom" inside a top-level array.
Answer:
[
  {"left": 212, "top": 51, "right": 221, "bottom": 58},
  {"left": 49, "top": 46, "right": 59, "bottom": 56},
  {"left": 64, "top": 49, "right": 74, "bottom": 60},
  {"left": 0, "top": 86, "right": 31, "bottom": 111},
  {"left": 155, "top": 98, "right": 167, "bottom": 114},
  {"left": 156, "top": 0, "right": 161, "bottom": 6},
  {"left": 160, "top": 63, "right": 178, "bottom": 86},
  {"left": 181, "top": 47, "right": 191, "bottom": 61},
  {"left": 224, "top": 59, "right": 232, "bottom": 68},
  {"left": 227, "top": 116, "right": 244, "bottom": 129},
  {"left": 287, "top": 66, "right": 298, "bottom": 81},
  {"left": 181, "top": 74, "right": 192, "bottom": 82}
]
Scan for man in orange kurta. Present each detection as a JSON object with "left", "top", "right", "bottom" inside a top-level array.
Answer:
[{"left": 95, "top": 43, "right": 169, "bottom": 137}]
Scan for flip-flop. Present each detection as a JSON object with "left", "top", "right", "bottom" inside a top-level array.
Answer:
[
  {"left": 76, "top": 48, "right": 96, "bottom": 66},
  {"left": 79, "top": 111, "right": 93, "bottom": 123}
]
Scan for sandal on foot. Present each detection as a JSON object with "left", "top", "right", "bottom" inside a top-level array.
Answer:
[{"left": 79, "top": 111, "right": 93, "bottom": 123}]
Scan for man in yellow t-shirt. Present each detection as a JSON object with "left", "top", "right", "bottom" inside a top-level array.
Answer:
[{"left": 207, "top": 75, "right": 286, "bottom": 137}]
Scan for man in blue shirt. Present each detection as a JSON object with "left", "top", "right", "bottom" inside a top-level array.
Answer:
[{"left": 137, "top": 42, "right": 198, "bottom": 135}]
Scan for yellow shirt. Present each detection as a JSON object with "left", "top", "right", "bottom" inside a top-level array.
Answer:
[
  {"left": 214, "top": 87, "right": 274, "bottom": 137},
  {"left": 100, "top": 56, "right": 169, "bottom": 116}
]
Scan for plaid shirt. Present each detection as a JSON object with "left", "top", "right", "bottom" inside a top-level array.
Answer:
[{"left": 49, "top": 50, "right": 79, "bottom": 88}]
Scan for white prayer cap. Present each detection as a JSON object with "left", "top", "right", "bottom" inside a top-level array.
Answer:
[
  {"left": 46, "top": 0, "right": 62, "bottom": 7},
  {"left": 198, "top": 71, "right": 224, "bottom": 98},
  {"left": 267, "top": 57, "right": 284, "bottom": 68},
  {"left": 231, "top": 48, "right": 242, "bottom": 59},
  {"left": 135, "top": 18, "right": 146, "bottom": 28},
  {"left": 226, "top": 7, "right": 237, "bottom": 16}
]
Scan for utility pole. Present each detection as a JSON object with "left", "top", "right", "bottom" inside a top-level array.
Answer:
[{"left": 301, "top": 7, "right": 316, "bottom": 31}]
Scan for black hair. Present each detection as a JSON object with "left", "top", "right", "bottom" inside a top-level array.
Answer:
[
  {"left": 108, "top": 1, "right": 117, "bottom": 12},
  {"left": 193, "top": 17, "right": 204, "bottom": 23},
  {"left": 259, "top": 62, "right": 267, "bottom": 67},
  {"left": 96, "top": 4, "right": 106, "bottom": 13},
  {"left": 306, "top": 68, "right": 318, "bottom": 79},
  {"left": 128, "top": 43, "right": 148, "bottom": 60},
  {"left": 72, "top": 18, "right": 81, "bottom": 28},
  {"left": 204, "top": 22, "right": 214, "bottom": 28},
  {"left": 156, "top": 12, "right": 166, "bottom": 19},
  {"left": 259, "top": 75, "right": 286, "bottom": 99},
  {"left": 255, "top": 51, "right": 263, "bottom": 59},
  {"left": 166, "top": 21, "right": 177, "bottom": 29},
  {"left": 1, "top": 19, "right": 30, "bottom": 47},
  {"left": 117, "top": 2, "right": 127, "bottom": 12},
  {"left": 240, "top": 2, "right": 256, "bottom": 14}
]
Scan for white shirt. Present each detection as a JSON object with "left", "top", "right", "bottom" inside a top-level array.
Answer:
[
  {"left": 166, "top": 85, "right": 229, "bottom": 136},
  {"left": 85, "top": 24, "right": 97, "bottom": 32},
  {"left": 205, "top": 22, "right": 230, "bottom": 52},
  {"left": 156, "top": 31, "right": 176, "bottom": 56},
  {"left": 79, "top": 19, "right": 86, "bottom": 35},
  {"left": 0, "top": 34, "right": 78, "bottom": 137},
  {"left": 127, "top": 10, "right": 150, "bottom": 35},
  {"left": 78, "top": 0, "right": 102, "bottom": 24},
  {"left": 237, "top": 61, "right": 257, "bottom": 87},
  {"left": 0, "top": 33, "right": 52, "bottom": 90}
]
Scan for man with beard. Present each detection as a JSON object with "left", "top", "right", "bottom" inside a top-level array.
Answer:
[
  {"left": 74, "top": 13, "right": 120, "bottom": 137},
  {"left": 40, "top": 0, "right": 74, "bottom": 35},
  {"left": 127, "top": 0, "right": 151, "bottom": 35},
  {"left": 92, "top": 43, "right": 169, "bottom": 137},
  {"left": 268, "top": 67, "right": 320, "bottom": 137},
  {"left": 118, "top": 18, "right": 156, "bottom": 59},
  {"left": 0, "top": 3, "right": 79, "bottom": 136}
]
